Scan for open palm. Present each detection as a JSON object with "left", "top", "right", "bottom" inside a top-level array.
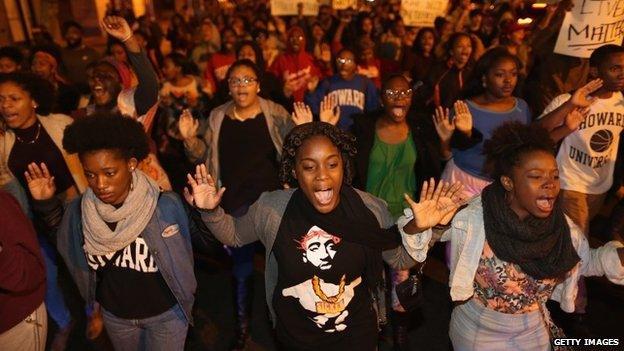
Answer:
[
  {"left": 292, "top": 102, "right": 313, "bottom": 125},
  {"left": 178, "top": 109, "right": 199, "bottom": 140},
  {"left": 320, "top": 95, "right": 340, "bottom": 126},
  {"left": 453, "top": 100, "right": 472, "bottom": 134},
  {"left": 432, "top": 106, "right": 454, "bottom": 143},
  {"left": 25, "top": 162, "right": 56, "bottom": 201},
  {"left": 404, "top": 179, "right": 463, "bottom": 232},
  {"left": 570, "top": 79, "right": 603, "bottom": 107},
  {"left": 184, "top": 164, "right": 225, "bottom": 210}
]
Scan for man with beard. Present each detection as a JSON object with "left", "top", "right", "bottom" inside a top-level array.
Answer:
[{"left": 60, "top": 21, "right": 100, "bottom": 92}]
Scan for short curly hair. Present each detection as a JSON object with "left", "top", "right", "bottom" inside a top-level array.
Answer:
[
  {"left": 63, "top": 112, "right": 150, "bottom": 161},
  {"left": 483, "top": 121, "right": 555, "bottom": 180},
  {"left": 0, "top": 72, "right": 55, "bottom": 115},
  {"left": 279, "top": 122, "right": 357, "bottom": 186}
]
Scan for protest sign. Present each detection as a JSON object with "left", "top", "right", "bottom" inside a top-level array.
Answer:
[
  {"left": 333, "top": 0, "right": 357, "bottom": 10},
  {"left": 400, "top": 0, "right": 449, "bottom": 27},
  {"left": 554, "top": 0, "right": 624, "bottom": 58},
  {"left": 271, "top": 0, "right": 319, "bottom": 16}
]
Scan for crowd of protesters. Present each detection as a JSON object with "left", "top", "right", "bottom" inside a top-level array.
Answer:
[{"left": 1, "top": 0, "right": 624, "bottom": 350}]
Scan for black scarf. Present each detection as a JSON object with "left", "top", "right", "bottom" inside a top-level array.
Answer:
[
  {"left": 481, "top": 182, "right": 580, "bottom": 279},
  {"left": 288, "top": 186, "right": 402, "bottom": 288}
]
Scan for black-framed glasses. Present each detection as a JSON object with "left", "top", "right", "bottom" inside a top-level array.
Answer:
[
  {"left": 228, "top": 76, "right": 258, "bottom": 87},
  {"left": 383, "top": 88, "right": 413, "bottom": 100},
  {"left": 336, "top": 57, "right": 354, "bottom": 65}
]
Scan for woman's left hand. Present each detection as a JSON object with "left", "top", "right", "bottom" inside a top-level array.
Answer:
[
  {"left": 453, "top": 100, "right": 473, "bottom": 136},
  {"left": 184, "top": 164, "right": 225, "bottom": 211},
  {"left": 403, "top": 178, "right": 463, "bottom": 233}
]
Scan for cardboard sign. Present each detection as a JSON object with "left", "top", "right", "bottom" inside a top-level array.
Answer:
[
  {"left": 333, "top": 0, "right": 357, "bottom": 10},
  {"left": 400, "top": 0, "right": 449, "bottom": 27},
  {"left": 554, "top": 0, "right": 624, "bottom": 58},
  {"left": 271, "top": 0, "right": 319, "bottom": 16}
]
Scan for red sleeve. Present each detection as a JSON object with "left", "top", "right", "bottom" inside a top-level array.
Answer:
[
  {"left": 268, "top": 55, "right": 284, "bottom": 81},
  {"left": 0, "top": 193, "right": 46, "bottom": 294},
  {"left": 203, "top": 58, "right": 217, "bottom": 94}
]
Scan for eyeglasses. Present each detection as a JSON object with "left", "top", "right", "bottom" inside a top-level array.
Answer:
[
  {"left": 383, "top": 88, "right": 413, "bottom": 100},
  {"left": 336, "top": 57, "right": 354, "bottom": 65},
  {"left": 228, "top": 76, "right": 258, "bottom": 87}
]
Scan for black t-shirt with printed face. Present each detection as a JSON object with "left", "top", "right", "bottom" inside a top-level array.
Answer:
[
  {"left": 87, "top": 235, "right": 177, "bottom": 319},
  {"left": 271, "top": 203, "right": 378, "bottom": 350}
]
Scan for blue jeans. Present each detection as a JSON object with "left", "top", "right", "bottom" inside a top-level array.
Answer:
[
  {"left": 38, "top": 236, "right": 72, "bottom": 329},
  {"left": 102, "top": 304, "right": 188, "bottom": 351}
]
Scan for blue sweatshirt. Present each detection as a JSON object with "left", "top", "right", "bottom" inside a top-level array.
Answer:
[{"left": 305, "top": 74, "right": 380, "bottom": 131}]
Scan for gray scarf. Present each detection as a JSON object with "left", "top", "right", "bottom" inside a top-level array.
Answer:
[{"left": 81, "top": 170, "right": 160, "bottom": 256}]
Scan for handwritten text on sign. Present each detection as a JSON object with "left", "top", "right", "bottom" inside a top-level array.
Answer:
[
  {"left": 270, "top": 0, "right": 319, "bottom": 16},
  {"left": 400, "top": 0, "right": 449, "bottom": 27},
  {"left": 554, "top": 0, "right": 624, "bottom": 58}
]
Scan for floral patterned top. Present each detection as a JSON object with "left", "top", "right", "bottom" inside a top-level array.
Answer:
[{"left": 472, "top": 241, "right": 560, "bottom": 314}]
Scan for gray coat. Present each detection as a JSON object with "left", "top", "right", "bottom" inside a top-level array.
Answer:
[
  {"left": 200, "top": 188, "right": 416, "bottom": 325},
  {"left": 184, "top": 98, "right": 294, "bottom": 185}
]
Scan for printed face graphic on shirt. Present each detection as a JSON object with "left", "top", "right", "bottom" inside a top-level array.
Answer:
[
  {"left": 282, "top": 275, "right": 362, "bottom": 333},
  {"left": 297, "top": 226, "right": 341, "bottom": 270}
]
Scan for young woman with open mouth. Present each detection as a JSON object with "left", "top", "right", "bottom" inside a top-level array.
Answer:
[
  {"left": 399, "top": 122, "right": 624, "bottom": 350},
  {"left": 185, "top": 122, "right": 462, "bottom": 349},
  {"left": 179, "top": 59, "right": 308, "bottom": 350}
]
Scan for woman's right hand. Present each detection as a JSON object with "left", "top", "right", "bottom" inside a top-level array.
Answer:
[
  {"left": 25, "top": 162, "right": 56, "bottom": 201},
  {"left": 402, "top": 178, "right": 463, "bottom": 233},
  {"left": 178, "top": 109, "right": 199, "bottom": 141},
  {"left": 184, "top": 164, "right": 225, "bottom": 211},
  {"left": 432, "top": 106, "right": 454, "bottom": 143}
]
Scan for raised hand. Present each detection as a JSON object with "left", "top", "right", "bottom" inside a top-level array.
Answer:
[
  {"left": 184, "top": 164, "right": 225, "bottom": 210},
  {"left": 570, "top": 78, "right": 603, "bottom": 108},
  {"left": 25, "top": 162, "right": 56, "bottom": 201},
  {"left": 307, "top": 75, "right": 320, "bottom": 92},
  {"left": 319, "top": 95, "right": 340, "bottom": 126},
  {"left": 283, "top": 72, "right": 297, "bottom": 98},
  {"left": 564, "top": 107, "right": 589, "bottom": 131},
  {"left": 178, "top": 109, "right": 199, "bottom": 141},
  {"left": 432, "top": 106, "right": 454, "bottom": 143},
  {"left": 101, "top": 16, "right": 133, "bottom": 42},
  {"left": 403, "top": 178, "right": 463, "bottom": 233},
  {"left": 292, "top": 102, "right": 313, "bottom": 125},
  {"left": 453, "top": 100, "right": 473, "bottom": 134}
]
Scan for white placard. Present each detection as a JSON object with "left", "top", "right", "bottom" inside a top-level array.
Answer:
[
  {"left": 333, "top": 0, "right": 357, "bottom": 10},
  {"left": 554, "top": 0, "right": 624, "bottom": 58},
  {"left": 271, "top": 0, "right": 320, "bottom": 16},
  {"left": 400, "top": 0, "right": 449, "bottom": 27}
]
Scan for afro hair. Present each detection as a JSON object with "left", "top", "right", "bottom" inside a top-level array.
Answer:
[
  {"left": 483, "top": 121, "right": 555, "bottom": 180},
  {"left": 63, "top": 112, "right": 150, "bottom": 161}
]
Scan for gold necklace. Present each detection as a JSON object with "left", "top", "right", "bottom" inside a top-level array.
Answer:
[{"left": 15, "top": 123, "right": 42, "bottom": 144}]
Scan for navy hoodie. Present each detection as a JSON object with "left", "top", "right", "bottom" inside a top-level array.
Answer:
[{"left": 305, "top": 74, "right": 380, "bottom": 131}]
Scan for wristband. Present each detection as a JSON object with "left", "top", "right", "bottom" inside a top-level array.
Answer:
[
  {"left": 433, "top": 223, "right": 451, "bottom": 231},
  {"left": 121, "top": 33, "right": 133, "bottom": 43}
]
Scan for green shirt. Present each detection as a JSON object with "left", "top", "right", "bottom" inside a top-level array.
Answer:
[{"left": 365, "top": 132, "right": 417, "bottom": 219}]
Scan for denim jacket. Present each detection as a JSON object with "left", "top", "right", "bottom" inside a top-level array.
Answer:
[
  {"left": 52, "top": 192, "right": 197, "bottom": 323},
  {"left": 398, "top": 196, "right": 624, "bottom": 313}
]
